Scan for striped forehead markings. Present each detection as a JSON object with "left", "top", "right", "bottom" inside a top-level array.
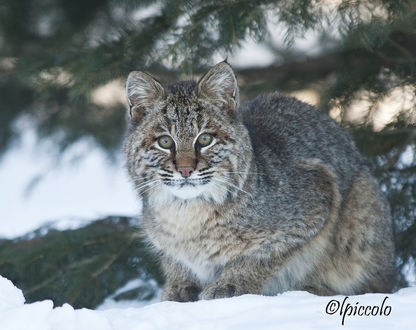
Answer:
[{"left": 170, "top": 123, "right": 176, "bottom": 136}]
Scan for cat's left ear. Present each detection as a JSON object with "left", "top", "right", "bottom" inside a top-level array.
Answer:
[{"left": 196, "top": 61, "right": 239, "bottom": 113}]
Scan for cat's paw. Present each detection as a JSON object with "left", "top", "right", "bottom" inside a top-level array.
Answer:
[
  {"left": 200, "top": 281, "right": 244, "bottom": 300},
  {"left": 161, "top": 281, "right": 201, "bottom": 302}
]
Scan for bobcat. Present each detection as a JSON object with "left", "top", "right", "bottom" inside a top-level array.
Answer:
[{"left": 123, "top": 61, "right": 395, "bottom": 301}]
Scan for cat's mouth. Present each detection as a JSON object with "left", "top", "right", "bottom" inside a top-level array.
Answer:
[
  {"left": 180, "top": 180, "right": 195, "bottom": 187},
  {"left": 162, "top": 177, "right": 212, "bottom": 200},
  {"left": 169, "top": 180, "right": 210, "bottom": 188},
  {"left": 162, "top": 177, "right": 211, "bottom": 187}
]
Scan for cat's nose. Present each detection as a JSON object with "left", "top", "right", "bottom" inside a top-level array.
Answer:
[{"left": 177, "top": 166, "right": 194, "bottom": 178}]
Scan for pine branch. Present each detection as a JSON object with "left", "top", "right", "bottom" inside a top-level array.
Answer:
[{"left": 0, "top": 217, "right": 163, "bottom": 309}]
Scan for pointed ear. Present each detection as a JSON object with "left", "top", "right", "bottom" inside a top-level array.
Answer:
[
  {"left": 196, "top": 61, "right": 239, "bottom": 113},
  {"left": 126, "top": 71, "right": 165, "bottom": 121}
]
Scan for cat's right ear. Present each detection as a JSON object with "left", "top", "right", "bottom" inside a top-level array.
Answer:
[{"left": 126, "top": 71, "right": 166, "bottom": 121}]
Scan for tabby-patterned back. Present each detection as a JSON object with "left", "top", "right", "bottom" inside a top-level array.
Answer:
[{"left": 123, "top": 62, "right": 253, "bottom": 206}]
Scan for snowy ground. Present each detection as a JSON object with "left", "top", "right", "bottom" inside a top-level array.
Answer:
[{"left": 0, "top": 275, "right": 415, "bottom": 330}]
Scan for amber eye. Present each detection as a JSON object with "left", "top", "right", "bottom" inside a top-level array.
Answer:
[
  {"left": 197, "top": 133, "right": 213, "bottom": 147},
  {"left": 158, "top": 135, "right": 174, "bottom": 149}
]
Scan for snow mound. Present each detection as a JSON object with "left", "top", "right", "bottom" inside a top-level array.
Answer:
[
  {"left": 0, "top": 275, "right": 415, "bottom": 330},
  {"left": 0, "top": 277, "right": 25, "bottom": 310}
]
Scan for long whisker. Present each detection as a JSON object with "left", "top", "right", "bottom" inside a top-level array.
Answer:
[
  {"left": 214, "top": 177, "right": 253, "bottom": 198},
  {"left": 137, "top": 181, "right": 162, "bottom": 197},
  {"left": 220, "top": 171, "right": 264, "bottom": 175},
  {"left": 211, "top": 181, "right": 235, "bottom": 197},
  {"left": 134, "top": 179, "right": 160, "bottom": 192}
]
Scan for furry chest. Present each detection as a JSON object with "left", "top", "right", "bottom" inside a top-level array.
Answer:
[{"left": 148, "top": 201, "right": 243, "bottom": 283}]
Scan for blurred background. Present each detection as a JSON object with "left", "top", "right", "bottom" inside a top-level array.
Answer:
[{"left": 0, "top": 0, "right": 415, "bottom": 309}]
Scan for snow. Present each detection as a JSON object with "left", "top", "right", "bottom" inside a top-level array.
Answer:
[
  {"left": 0, "top": 277, "right": 25, "bottom": 310},
  {"left": 98, "top": 278, "right": 161, "bottom": 310},
  {"left": 0, "top": 123, "right": 139, "bottom": 239},
  {"left": 1, "top": 275, "right": 415, "bottom": 330}
]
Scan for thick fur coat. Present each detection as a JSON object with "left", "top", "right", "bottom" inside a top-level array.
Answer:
[{"left": 123, "top": 62, "right": 395, "bottom": 301}]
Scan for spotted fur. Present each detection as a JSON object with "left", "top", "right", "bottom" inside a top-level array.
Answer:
[{"left": 123, "top": 61, "right": 395, "bottom": 301}]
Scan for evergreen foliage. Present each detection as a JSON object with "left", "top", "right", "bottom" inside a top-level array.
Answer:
[
  {"left": 0, "top": 217, "right": 163, "bottom": 308},
  {"left": 1, "top": 0, "right": 415, "bottom": 154},
  {"left": 0, "top": 0, "right": 415, "bottom": 305}
]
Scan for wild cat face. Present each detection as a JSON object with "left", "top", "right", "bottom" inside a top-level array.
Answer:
[{"left": 124, "top": 62, "right": 253, "bottom": 204}]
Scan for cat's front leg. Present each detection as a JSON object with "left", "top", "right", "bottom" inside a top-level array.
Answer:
[
  {"left": 200, "top": 254, "right": 274, "bottom": 300},
  {"left": 160, "top": 255, "right": 202, "bottom": 302},
  {"left": 162, "top": 280, "right": 202, "bottom": 302},
  {"left": 200, "top": 279, "right": 260, "bottom": 299}
]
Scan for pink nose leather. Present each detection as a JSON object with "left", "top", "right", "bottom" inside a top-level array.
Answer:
[{"left": 177, "top": 166, "right": 194, "bottom": 178}]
